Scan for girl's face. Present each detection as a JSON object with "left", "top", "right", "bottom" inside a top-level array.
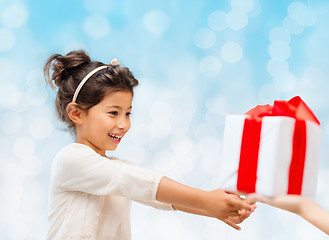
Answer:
[{"left": 76, "top": 91, "right": 133, "bottom": 156}]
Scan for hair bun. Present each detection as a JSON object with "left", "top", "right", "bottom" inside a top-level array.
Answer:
[{"left": 44, "top": 50, "right": 91, "bottom": 88}]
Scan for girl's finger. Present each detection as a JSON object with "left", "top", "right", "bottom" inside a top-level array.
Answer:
[
  {"left": 222, "top": 218, "right": 241, "bottom": 230},
  {"left": 227, "top": 210, "right": 240, "bottom": 217}
]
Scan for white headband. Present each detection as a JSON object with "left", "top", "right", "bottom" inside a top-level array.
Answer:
[{"left": 72, "top": 58, "right": 120, "bottom": 103}]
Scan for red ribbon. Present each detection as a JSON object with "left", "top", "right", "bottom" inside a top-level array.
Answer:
[{"left": 236, "top": 96, "right": 320, "bottom": 194}]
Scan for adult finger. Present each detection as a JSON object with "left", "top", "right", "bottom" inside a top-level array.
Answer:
[
  {"left": 247, "top": 193, "right": 270, "bottom": 204},
  {"left": 239, "top": 196, "right": 257, "bottom": 210},
  {"left": 238, "top": 209, "right": 252, "bottom": 219},
  {"left": 230, "top": 197, "right": 255, "bottom": 212}
]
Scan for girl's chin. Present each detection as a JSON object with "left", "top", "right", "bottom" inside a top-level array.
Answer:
[{"left": 106, "top": 145, "right": 118, "bottom": 151}]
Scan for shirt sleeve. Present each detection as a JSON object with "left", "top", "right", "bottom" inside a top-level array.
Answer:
[
  {"left": 53, "top": 144, "right": 173, "bottom": 210},
  {"left": 131, "top": 173, "right": 174, "bottom": 211}
]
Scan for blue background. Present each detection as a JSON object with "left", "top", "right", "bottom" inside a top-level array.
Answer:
[{"left": 0, "top": 0, "right": 329, "bottom": 239}]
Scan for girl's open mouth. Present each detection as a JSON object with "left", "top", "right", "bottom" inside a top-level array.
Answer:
[{"left": 108, "top": 134, "right": 122, "bottom": 144}]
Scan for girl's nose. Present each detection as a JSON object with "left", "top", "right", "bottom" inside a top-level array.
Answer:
[{"left": 117, "top": 117, "right": 131, "bottom": 131}]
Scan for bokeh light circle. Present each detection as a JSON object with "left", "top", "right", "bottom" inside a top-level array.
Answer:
[
  {"left": 268, "top": 41, "right": 291, "bottom": 60},
  {"left": 29, "top": 118, "right": 53, "bottom": 139},
  {"left": 195, "top": 123, "right": 218, "bottom": 139},
  {"left": 267, "top": 59, "right": 289, "bottom": 77},
  {"left": 84, "top": 0, "right": 112, "bottom": 13},
  {"left": 205, "top": 95, "right": 229, "bottom": 115},
  {"left": 273, "top": 71, "right": 296, "bottom": 92},
  {"left": 1, "top": 112, "right": 22, "bottom": 134},
  {"left": 129, "top": 124, "right": 152, "bottom": 146},
  {"left": 26, "top": 69, "right": 45, "bottom": 87},
  {"left": 143, "top": 10, "right": 170, "bottom": 35},
  {"left": 194, "top": 28, "right": 216, "bottom": 49},
  {"left": 221, "top": 41, "right": 243, "bottom": 63},
  {"left": 204, "top": 95, "right": 228, "bottom": 127},
  {"left": 283, "top": 16, "right": 304, "bottom": 35},
  {"left": 149, "top": 101, "right": 172, "bottom": 120},
  {"left": 0, "top": 28, "right": 15, "bottom": 52},
  {"left": 308, "top": 0, "right": 329, "bottom": 15},
  {"left": 9, "top": 91, "right": 29, "bottom": 112},
  {"left": 21, "top": 155, "right": 43, "bottom": 176},
  {"left": 3, "top": 163, "right": 26, "bottom": 184},
  {"left": 153, "top": 151, "right": 175, "bottom": 172},
  {"left": 205, "top": 111, "right": 226, "bottom": 127},
  {"left": 303, "top": 67, "right": 324, "bottom": 88},
  {"left": 22, "top": 180, "right": 47, "bottom": 206},
  {"left": 231, "top": 0, "right": 254, "bottom": 13},
  {"left": 199, "top": 56, "right": 222, "bottom": 77},
  {"left": 248, "top": 0, "right": 262, "bottom": 18},
  {"left": 13, "top": 137, "right": 35, "bottom": 159},
  {"left": 0, "top": 57, "right": 13, "bottom": 81},
  {"left": 26, "top": 87, "right": 48, "bottom": 106},
  {"left": 0, "top": 83, "right": 17, "bottom": 107},
  {"left": 198, "top": 136, "right": 221, "bottom": 157},
  {"left": 208, "top": 11, "right": 227, "bottom": 32},
  {"left": 259, "top": 84, "right": 280, "bottom": 104},
  {"left": 287, "top": 2, "right": 317, "bottom": 27},
  {"left": 150, "top": 119, "right": 172, "bottom": 139},
  {"left": 63, "top": 42, "right": 87, "bottom": 54},
  {"left": 121, "top": 145, "right": 146, "bottom": 165},
  {"left": 1, "top": 3, "right": 28, "bottom": 28},
  {"left": 170, "top": 135, "right": 193, "bottom": 155},
  {"left": 226, "top": 10, "right": 248, "bottom": 30},
  {"left": 83, "top": 15, "right": 110, "bottom": 38},
  {"left": 269, "top": 27, "right": 291, "bottom": 43},
  {"left": 201, "top": 155, "right": 220, "bottom": 177}
]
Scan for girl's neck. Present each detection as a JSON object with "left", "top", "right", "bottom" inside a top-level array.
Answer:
[{"left": 74, "top": 137, "right": 106, "bottom": 156}]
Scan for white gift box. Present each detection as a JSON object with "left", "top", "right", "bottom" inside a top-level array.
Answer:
[{"left": 218, "top": 114, "right": 321, "bottom": 198}]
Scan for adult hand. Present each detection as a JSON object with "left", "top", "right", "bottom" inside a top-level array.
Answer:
[
  {"left": 247, "top": 193, "right": 329, "bottom": 235},
  {"left": 247, "top": 193, "right": 305, "bottom": 214}
]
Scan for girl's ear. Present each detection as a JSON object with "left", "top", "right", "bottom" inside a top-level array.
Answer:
[{"left": 66, "top": 102, "right": 83, "bottom": 124}]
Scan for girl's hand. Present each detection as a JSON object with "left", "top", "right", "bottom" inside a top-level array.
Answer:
[
  {"left": 225, "top": 208, "right": 253, "bottom": 229},
  {"left": 205, "top": 189, "right": 256, "bottom": 230}
]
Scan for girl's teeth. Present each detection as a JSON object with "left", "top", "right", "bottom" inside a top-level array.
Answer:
[{"left": 109, "top": 134, "right": 121, "bottom": 140}]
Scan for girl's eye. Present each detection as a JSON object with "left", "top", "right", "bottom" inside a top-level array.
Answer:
[
  {"left": 108, "top": 111, "right": 118, "bottom": 116},
  {"left": 126, "top": 112, "right": 131, "bottom": 117}
]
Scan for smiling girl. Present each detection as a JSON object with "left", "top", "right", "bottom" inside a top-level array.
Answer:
[{"left": 44, "top": 50, "right": 255, "bottom": 240}]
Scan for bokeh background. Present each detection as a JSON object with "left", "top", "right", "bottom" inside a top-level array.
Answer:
[{"left": 1, "top": 0, "right": 329, "bottom": 239}]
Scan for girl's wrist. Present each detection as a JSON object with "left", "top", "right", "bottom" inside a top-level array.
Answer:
[
  {"left": 200, "top": 190, "right": 210, "bottom": 210},
  {"left": 201, "top": 190, "right": 218, "bottom": 216}
]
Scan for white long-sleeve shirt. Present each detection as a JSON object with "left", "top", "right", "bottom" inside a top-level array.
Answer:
[{"left": 47, "top": 143, "right": 173, "bottom": 240}]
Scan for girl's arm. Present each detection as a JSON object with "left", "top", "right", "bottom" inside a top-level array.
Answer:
[
  {"left": 247, "top": 194, "right": 329, "bottom": 235},
  {"left": 156, "top": 177, "right": 255, "bottom": 230}
]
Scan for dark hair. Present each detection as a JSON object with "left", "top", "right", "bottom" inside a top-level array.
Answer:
[{"left": 44, "top": 50, "right": 139, "bottom": 133}]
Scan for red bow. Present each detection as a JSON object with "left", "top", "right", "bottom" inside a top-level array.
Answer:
[{"left": 245, "top": 96, "right": 320, "bottom": 125}]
